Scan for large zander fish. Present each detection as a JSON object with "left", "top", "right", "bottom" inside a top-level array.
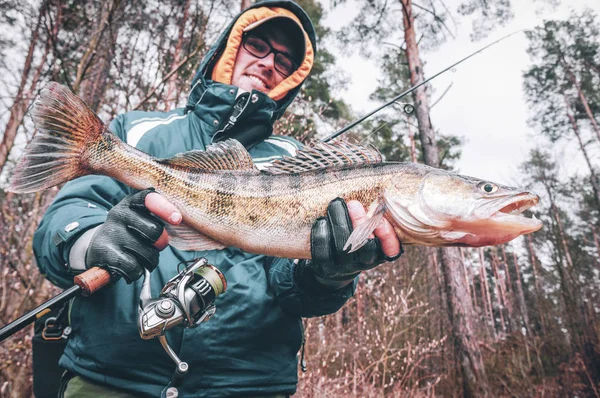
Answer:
[{"left": 9, "top": 83, "right": 542, "bottom": 258}]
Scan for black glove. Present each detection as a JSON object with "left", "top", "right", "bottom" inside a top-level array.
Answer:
[
  {"left": 85, "top": 189, "right": 164, "bottom": 283},
  {"left": 296, "top": 198, "right": 402, "bottom": 291}
]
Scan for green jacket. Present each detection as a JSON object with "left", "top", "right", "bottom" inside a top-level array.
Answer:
[{"left": 33, "top": 1, "right": 355, "bottom": 397}]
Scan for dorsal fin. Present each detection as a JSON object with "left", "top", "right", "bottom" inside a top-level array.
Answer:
[
  {"left": 262, "top": 141, "right": 382, "bottom": 175},
  {"left": 158, "top": 139, "right": 257, "bottom": 171}
]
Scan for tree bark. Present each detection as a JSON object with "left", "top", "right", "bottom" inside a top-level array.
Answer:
[{"left": 401, "top": 1, "right": 491, "bottom": 395}]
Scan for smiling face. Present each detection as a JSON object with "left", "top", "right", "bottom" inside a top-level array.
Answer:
[{"left": 231, "top": 23, "right": 302, "bottom": 94}]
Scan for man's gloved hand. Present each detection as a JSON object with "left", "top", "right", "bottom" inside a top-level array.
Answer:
[
  {"left": 296, "top": 198, "right": 403, "bottom": 291},
  {"left": 85, "top": 189, "right": 166, "bottom": 284}
]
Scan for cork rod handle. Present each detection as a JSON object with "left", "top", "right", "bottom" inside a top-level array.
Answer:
[{"left": 73, "top": 267, "right": 112, "bottom": 296}]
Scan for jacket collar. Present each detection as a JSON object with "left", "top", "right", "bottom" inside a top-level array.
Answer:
[{"left": 186, "top": 84, "right": 278, "bottom": 149}]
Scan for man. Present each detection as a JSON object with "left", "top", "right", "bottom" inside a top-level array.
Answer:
[{"left": 33, "top": 1, "right": 401, "bottom": 397}]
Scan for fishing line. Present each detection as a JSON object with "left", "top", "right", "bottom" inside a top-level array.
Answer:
[{"left": 321, "top": 30, "right": 524, "bottom": 143}]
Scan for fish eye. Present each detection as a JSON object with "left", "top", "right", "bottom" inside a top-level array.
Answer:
[{"left": 480, "top": 182, "right": 498, "bottom": 194}]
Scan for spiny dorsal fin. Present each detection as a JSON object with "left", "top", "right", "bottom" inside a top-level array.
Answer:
[
  {"left": 263, "top": 141, "right": 382, "bottom": 175},
  {"left": 158, "top": 139, "right": 258, "bottom": 171}
]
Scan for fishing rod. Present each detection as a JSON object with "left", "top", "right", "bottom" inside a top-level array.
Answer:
[
  {"left": 0, "top": 267, "right": 110, "bottom": 341},
  {"left": 321, "top": 30, "right": 523, "bottom": 143}
]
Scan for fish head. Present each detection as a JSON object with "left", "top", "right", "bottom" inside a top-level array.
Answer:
[{"left": 385, "top": 171, "right": 543, "bottom": 247}]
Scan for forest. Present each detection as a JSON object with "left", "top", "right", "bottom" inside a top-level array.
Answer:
[{"left": 1, "top": 0, "right": 600, "bottom": 396}]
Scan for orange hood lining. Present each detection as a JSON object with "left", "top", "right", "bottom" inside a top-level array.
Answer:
[{"left": 210, "top": 7, "right": 314, "bottom": 101}]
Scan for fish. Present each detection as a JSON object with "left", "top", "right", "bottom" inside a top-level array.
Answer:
[{"left": 9, "top": 82, "right": 542, "bottom": 259}]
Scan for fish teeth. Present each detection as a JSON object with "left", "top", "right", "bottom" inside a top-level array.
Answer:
[{"left": 532, "top": 214, "right": 537, "bottom": 220}]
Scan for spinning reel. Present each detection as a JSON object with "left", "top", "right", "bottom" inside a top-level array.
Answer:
[{"left": 138, "top": 258, "right": 227, "bottom": 380}]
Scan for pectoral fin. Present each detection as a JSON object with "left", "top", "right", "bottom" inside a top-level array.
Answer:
[
  {"left": 344, "top": 198, "right": 387, "bottom": 253},
  {"left": 165, "top": 223, "right": 226, "bottom": 251}
]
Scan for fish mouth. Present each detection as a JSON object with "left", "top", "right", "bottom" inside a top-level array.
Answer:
[{"left": 486, "top": 192, "right": 542, "bottom": 232}]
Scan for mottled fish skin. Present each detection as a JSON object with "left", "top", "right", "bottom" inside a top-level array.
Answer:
[
  {"left": 9, "top": 83, "right": 543, "bottom": 258},
  {"left": 99, "top": 134, "right": 418, "bottom": 258},
  {"left": 153, "top": 163, "right": 419, "bottom": 259}
]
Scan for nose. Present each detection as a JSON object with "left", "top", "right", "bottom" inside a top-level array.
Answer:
[{"left": 257, "top": 52, "right": 276, "bottom": 71}]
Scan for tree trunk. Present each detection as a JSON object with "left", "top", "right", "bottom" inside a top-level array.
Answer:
[
  {"left": 166, "top": 0, "right": 191, "bottom": 108},
  {"left": 593, "top": 227, "right": 600, "bottom": 261},
  {"left": 526, "top": 234, "right": 547, "bottom": 336},
  {"left": 461, "top": 249, "right": 478, "bottom": 309},
  {"left": 406, "top": 118, "right": 417, "bottom": 162},
  {"left": 441, "top": 248, "right": 492, "bottom": 397},
  {"left": 491, "top": 250, "right": 510, "bottom": 333},
  {"left": 78, "top": 7, "right": 119, "bottom": 110},
  {"left": 563, "top": 94, "right": 600, "bottom": 211},
  {"left": 500, "top": 247, "right": 512, "bottom": 295},
  {"left": 510, "top": 250, "right": 533, "bottom": 370},
  {"left": 459, "top": 248, "right": 472, "bottom": 302},
  {"left": 510, "top": 250, "right": 531, "bottom": 334},
  {"left": 566, "top": 69, "right": 600, "bottom": 143},
  {"left": 72, "top": 0, "right": 120, "bottom": 97},
  {"left": 401, "top": 1, "right": 491, "bottom": 395},
  {"left": 478, "top": 248, "right": 495, "bottom": 337},
  {"left": 550, "top": 202, "right": 574, "bottom": 270},
  {"left": 545, "top": 194, "right": 591, "bottom": 368}
]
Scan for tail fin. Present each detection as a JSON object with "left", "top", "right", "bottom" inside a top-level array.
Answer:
[{"left": 9, "top": 82, "right": 107, "bottom": 193}]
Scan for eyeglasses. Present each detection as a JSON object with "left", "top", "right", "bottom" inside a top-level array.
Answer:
[{"left": 242, "top": 33, "right": 298, "bottom": 77}]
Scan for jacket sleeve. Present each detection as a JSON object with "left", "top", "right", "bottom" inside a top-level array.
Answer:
[
  {"left": 32, "top": 116, "right": 131, "bottom": 289},
  {"left": 265, "top": 257, "right": 357, "bottom": 318}
]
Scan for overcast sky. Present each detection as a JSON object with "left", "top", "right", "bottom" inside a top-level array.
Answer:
[{"left": 323, "top": 0, "right": 600, "bottom": 188}]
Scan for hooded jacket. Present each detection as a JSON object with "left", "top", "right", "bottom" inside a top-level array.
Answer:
[{"left": 32, "top": 1, "right": 355, "bottom": 397}]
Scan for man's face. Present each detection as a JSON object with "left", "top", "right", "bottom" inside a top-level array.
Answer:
[{"left": 231, "top": 25, "right": 301, "bottom": 94}]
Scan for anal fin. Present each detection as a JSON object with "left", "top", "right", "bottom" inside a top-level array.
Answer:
[{"left": 165, "top": 223, "right": 226, "bottom": 252}]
